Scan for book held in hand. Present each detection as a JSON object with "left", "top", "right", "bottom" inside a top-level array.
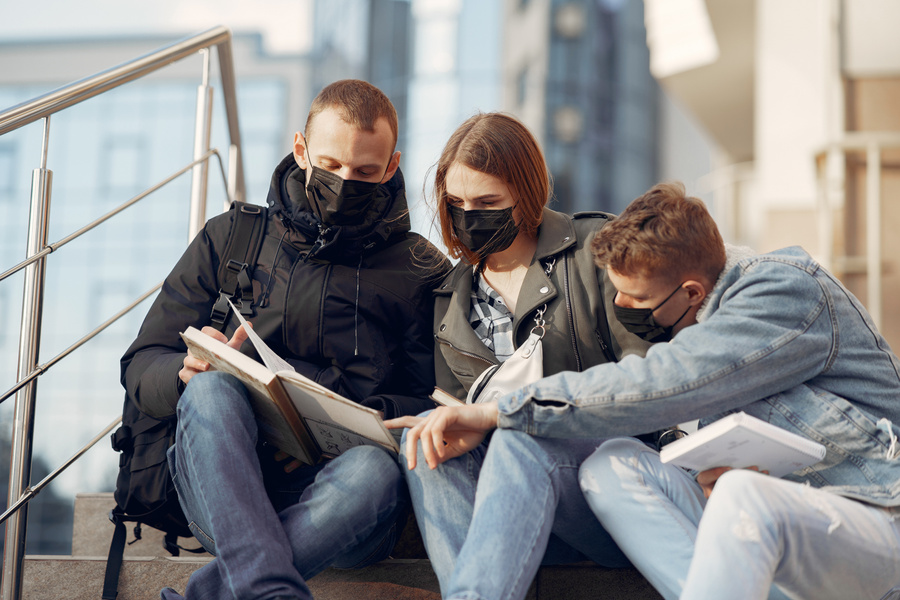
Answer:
[
  {"left": 659, "top": 412, "right": 826, "bottom": 478},
  {"left": 430, "top": 387, "right": 465, "bottom": 407},
  {"left": 179, "top": 301, "right": 398, "bottom": 466}
]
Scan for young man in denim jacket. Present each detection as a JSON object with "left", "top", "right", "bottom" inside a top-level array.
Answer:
[{"left": 401, "top": 182, "right": 900, "bottom": 600}]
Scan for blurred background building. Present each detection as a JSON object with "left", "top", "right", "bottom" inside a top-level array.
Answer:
[{"left": 1, "top": 0, "right": 897, "bottom": 557}]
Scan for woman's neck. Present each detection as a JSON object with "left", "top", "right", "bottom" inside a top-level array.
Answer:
[{"left": 481, "top": 231, "right": 538, "bottom": 314}]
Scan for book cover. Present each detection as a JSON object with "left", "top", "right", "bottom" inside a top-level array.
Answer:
[{"left": 659, "top": 412, "right": 826, "bottom": 478}]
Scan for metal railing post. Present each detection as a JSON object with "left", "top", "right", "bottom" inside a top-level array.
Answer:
[
  {"left": 866, "top": 143, "right": 882, "bottom": 329},
  {"left": 1, "top": 118, "right": 53, "bottom": 600},
  {"left": 188, "top": 48, "right": 214, "bottom": 241}
]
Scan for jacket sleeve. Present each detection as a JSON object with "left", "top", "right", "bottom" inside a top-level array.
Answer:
[
  {"left": 496, "top": 260, "right": 836, "bottom": 438},
  {"left": 120, "top": 218, "right": 229, "bottom": 419}
]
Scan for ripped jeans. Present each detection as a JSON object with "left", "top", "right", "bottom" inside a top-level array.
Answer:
[{"left": 580, "top": 437, "right": 900, "bottom": 600}]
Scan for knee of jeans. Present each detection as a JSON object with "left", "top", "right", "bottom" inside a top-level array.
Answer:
[
  {"left": 178, "top": 371, "right": 250, "bottom": 420},
  {"left": 705, "top": 469, "right": 769, "bottom": 516},
  {"left": 578, "top": 437, "right": 652, "bottom": 507},
  {"left": 350, "top": 445, "right": 403, "bottom": 485},
  {"left": 488, "top": 428, "right": 544, "bottom": 460}
]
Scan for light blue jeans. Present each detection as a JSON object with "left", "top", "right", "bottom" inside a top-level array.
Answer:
[
  {"left": 580, "top": 437, "right": 900, "bottom": 600},
  {"left": 402, "top": 426, "right": 630, "bottom": 600},
  {"left": 166, "top": 371, "right": 408, "bottom": 600}
]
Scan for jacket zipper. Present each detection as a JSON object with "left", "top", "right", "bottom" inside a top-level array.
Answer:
[
  {"left": 435, "top": 336, "right": 497, "bottom": 366},
  {"left": 595, "top": 329, "right": 617, "bottom": 363},
  {"left": 562, "top": 253, "right": 584, "bottom": 371},
  {"left": 317, "top": 264, "right": 332, "bottom": 364}
]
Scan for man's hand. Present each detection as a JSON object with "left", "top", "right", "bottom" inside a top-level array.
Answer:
[
  {"left": 178, "top": 324, "right": 251, "bottom": 385},
  {"left": 696, "top": 466, "right": 768, "bottom": 499},
  {"left": 385, "top": 403, "right": 499, "bottom": 470}
]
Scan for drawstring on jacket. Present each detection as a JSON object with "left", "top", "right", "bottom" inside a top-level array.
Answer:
[
  {"left": 354, "top": 255, "right": 362, "bottom": 356},
  {"left": 258, "top": 228, "right": 289, "bottom": 308}
]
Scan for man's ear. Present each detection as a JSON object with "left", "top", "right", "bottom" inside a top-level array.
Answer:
[
  {"left": 293, "top": 132, "right": 309, "bottom": 170},
  {"left": 684, "top": 280, "right": 708, "bottom": 306},
  {"left": 380, "top": 151, "right": 401, "bottom": 184}
]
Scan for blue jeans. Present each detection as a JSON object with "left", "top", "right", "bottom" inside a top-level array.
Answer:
[
  {"left": 402, "top": 426, "right": 629, "bottom": 600},
  {"left": 167, "top": 371, "right": 408, "bottom": 600},
  {"left": 580, "top": 437, "right": 900, "bottom": 600}
]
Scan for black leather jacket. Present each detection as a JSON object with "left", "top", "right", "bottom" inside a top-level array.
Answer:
[{"left": 121, "top": 153, "right": 448, "bottom": 420}]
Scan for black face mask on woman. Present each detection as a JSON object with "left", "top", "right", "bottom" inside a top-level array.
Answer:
[
  {"left": 613, "top": 283, "right": 690, "bottom": 343},
  {"left": 448, "top": 205, "right": 520, "bottom": 261}
]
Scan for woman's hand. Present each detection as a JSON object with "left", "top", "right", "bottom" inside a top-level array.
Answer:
[{"left": 385, "top": 403, "right": 499, "bottom": 470}]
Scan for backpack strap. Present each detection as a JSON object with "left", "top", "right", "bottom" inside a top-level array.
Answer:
[
  {"left": 210, "top": 202, "right": 268, "bottom": 329},
  {"left": 102, "top": 508, "right": 128, "bottom": 599}
]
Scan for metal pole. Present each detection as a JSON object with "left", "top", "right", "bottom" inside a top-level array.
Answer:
[
  {"left": 1, "top": 117, "right": 53, "bottom": 600},
  {"left": 866, "top": 143, "right": 882, "bottom": 329},
  {"left": 188, "top": 48, "right": 214, "bottom": 241}
]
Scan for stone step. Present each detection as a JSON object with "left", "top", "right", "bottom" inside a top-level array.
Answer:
[
  {"left": 73, "top": 493, "right": 210, "bottom": 558},
  {"left": 22, "top": 555, "right": 444, "bottom": 600},
  {"left": 24, "top": 555, "right": 660, "bottom": 600},
  {"left": 68, "top": 494, "right": 661, "bottom": 599}
]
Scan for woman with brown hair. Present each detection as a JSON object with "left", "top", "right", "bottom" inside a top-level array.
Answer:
[{"left": 387, "top": 112, "right": 652, "bottom": 599}]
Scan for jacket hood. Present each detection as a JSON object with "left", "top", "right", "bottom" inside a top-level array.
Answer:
[{"left": 265, "top": 153, "right": 412, "bottom": 260}]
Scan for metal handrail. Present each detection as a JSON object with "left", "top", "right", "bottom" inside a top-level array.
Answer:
[
  {"left": 0, "top": 26, "right": 245, "bottom": 600},
  {"left": 0, "top": 149, "right": 225, "bottom": 286}
]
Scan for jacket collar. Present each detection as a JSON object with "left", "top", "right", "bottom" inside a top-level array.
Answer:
[
  {"left": 533, "top": 208, "right": 577, "bottom": 261},
  {"left": 265, "top": 153, "right": 410, "bottom": 260}
]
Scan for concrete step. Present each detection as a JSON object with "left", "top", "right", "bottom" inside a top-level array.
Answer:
[
  {"left": 24, "top": 555, "right": 660, "bottom": 600},
  {"left": 67, "top": 494, "right": 661, "bottom": 599},
  {"left": 73, "top": 493, "right": 209, "bottom": 558}
]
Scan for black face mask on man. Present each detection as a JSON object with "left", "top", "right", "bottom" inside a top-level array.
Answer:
[
  {"left": 613, "top": 283, "right": 690, "bottom": 343},
  {"left": 304, "top": 152, "right": 387, "bottom": 227},
  {"left": 448, "top": 205, "right": 520, "bottom": 262}
]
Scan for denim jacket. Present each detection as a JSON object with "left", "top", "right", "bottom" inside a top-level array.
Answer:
[{"left": 497, "top": 247, "right": 900, "bottom": 506}]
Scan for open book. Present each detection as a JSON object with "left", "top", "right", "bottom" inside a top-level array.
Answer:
[
  {"left": 659, "top": 412, "right": 826, "bottom": 478},
  {"left": 179, "top": 301, "right": 398, "bottom": 465}
]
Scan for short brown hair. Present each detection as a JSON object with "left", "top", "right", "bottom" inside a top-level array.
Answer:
[
  {"left": 305, "top": 79, "right": 399, "bottom": 150},
  {"left": 435, "top": 112, "right": 549, "bottom": 263},
  {"left": 592, "top": 182, "right": 726, "bottom": 285}
]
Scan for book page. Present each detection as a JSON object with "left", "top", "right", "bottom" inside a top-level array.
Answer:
[
  {"left": 227, "top": 298, "right": 294, "bottom": 373},
  {"left": 278, "top": 371, "right": 399, "bottom": 453}
]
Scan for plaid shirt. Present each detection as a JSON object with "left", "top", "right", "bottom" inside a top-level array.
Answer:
[{"left": 469, "top": 271, "right": 515, "bottom": 362}]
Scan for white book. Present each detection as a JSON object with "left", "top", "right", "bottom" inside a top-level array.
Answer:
[
  {"left": 659, "top": 412, "right": 826, "bottom": 478},
  {"left": 180, "top": 323, "right": 398, "bottom": 466}
]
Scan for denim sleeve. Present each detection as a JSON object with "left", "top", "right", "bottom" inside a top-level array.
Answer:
[{"left": 497, "top": 259, "right": 837, "bottom": 439}]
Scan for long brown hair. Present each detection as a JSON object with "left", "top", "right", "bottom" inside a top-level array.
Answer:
[{"left": 435, "top": 113, "right": 550, "bottom": 263}]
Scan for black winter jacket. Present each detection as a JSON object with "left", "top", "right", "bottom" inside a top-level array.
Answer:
[{"left": 121, "top": 153, "right": 448, "bottom": 420}]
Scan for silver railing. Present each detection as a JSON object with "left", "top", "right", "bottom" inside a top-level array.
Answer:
[
  {"left": 0, "top": 25, "right": 245, "bottom": 600},
  {"left": 814, "top": 132, "right": 900, "bottom": 331}
]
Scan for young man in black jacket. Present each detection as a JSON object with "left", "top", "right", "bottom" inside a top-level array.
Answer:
[{"left": 121, "top": 79, "right": 446, "bottom": 600}]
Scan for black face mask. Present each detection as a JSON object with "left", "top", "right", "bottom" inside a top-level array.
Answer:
[
  {"left": 614, "top": 283, "right": 690, "bottom": 343},
  {"left": 448, "top": 205, "right": 520, "bottom": 261},
  {"left": 305, "top": 165, "right": 384, "bottom": 227}
]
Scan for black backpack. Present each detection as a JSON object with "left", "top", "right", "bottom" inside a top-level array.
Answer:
[{"left": 102, "top": 201, "right": 268, "bottom": 599}]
